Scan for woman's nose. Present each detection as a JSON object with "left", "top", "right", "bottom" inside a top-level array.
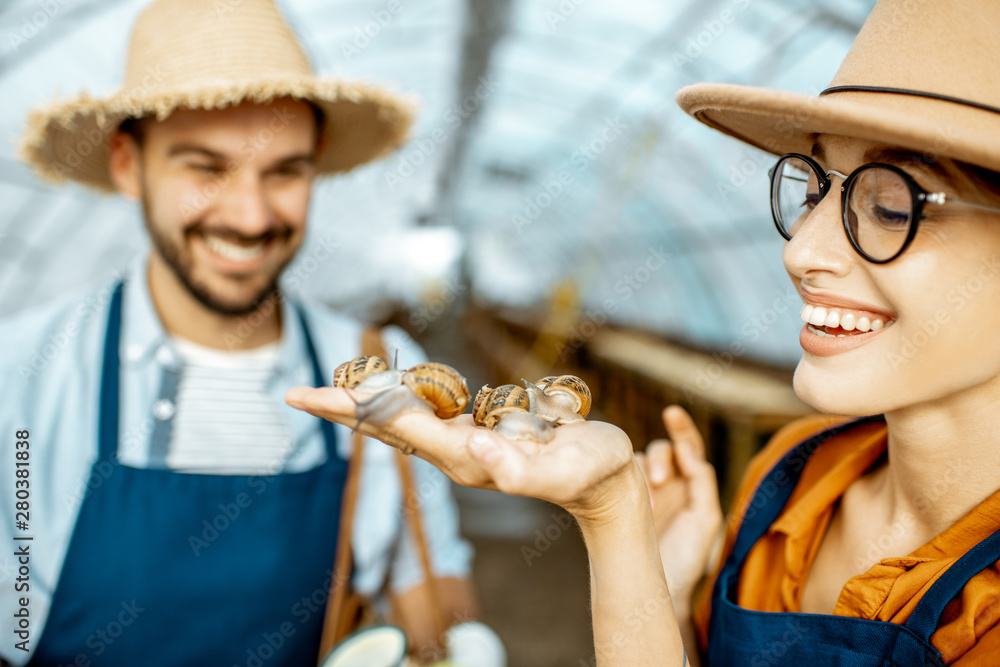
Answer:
[{"left": 782, "top": 186, "right": 855, "bottom": 280}]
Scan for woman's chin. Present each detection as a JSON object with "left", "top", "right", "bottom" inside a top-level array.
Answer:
[{"left": 792, "top": 362, "right": 886, "bottom": 418}]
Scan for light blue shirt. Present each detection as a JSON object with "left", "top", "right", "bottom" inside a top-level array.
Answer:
[{"left": 0, "top": 253, "right": 472, "bottom": 665}]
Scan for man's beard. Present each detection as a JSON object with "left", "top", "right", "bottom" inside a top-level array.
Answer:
[{"left": 140, "top": 195, "right": 292, "bottom": 317}]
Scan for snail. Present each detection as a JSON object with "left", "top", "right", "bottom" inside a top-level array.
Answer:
[
  {"left": 334, "top": 355, "right": 470, "bottom": 427},
  {"left": 473, "top": 384, "right": 555, "bottom": 443},
  {"left": 523, "top": 375, "right": 592, "bottom": 425},
  {"left": 472, "top": 375, "right": 591, "bottom": 442},
  {"left": 333, "top": 355, "right": 389, "bottom": 389}
]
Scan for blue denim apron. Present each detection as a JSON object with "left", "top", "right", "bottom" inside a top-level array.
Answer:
[
  {"left": 708, "top": 416, "right": 1000, "bottom": 666},
  {"left": 30, "top": 282, "right": 346, "bottom": 666}
]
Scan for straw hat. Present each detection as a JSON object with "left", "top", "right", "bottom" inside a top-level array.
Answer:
[
  {"left": 19, "top": 0, "right": 415, "bottom": 192},
  {"left": 676, "top": 0, "right": 1000, "bottom": 174}
]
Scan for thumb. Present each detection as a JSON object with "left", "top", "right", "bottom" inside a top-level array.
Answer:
[{"left": 467, "top": 430, "right": 528, "bottom": 494}]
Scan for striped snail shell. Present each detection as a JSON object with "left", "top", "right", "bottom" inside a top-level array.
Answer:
[
  {"left": 474, "top": 384, "right": 531, "bottom": 430},
  {"left": 333, "top": 355, "right": 390, "bottom": 389},
  {"left": 401, "top": 362, "right": 470, "bottom": 420},
  {"left": 473, "top": 384, "right": 553, "bottom": 442},
  {"left": 524, "top": 375, "right": 592, "bottom": 424},
  {"left": 472, "top": 385, "right": 494, "bottom": 426}
]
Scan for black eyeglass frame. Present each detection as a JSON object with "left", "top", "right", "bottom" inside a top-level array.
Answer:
[
  {"left": 768, "top": 153, "right": 929, "bottom": 264},
  {"left": 768, "top": 153, "right": 1000, "bottom": 264}
]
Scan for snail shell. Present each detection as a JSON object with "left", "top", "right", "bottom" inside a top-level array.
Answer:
[
  {"left": 401, "top": 362, "right": 470, "bottom": 420},
  {"left": 337, "top": 357, "right": 467, "bottom": 425},
  {"left": 524, "top": 375, "right": 592, "bottom": 424},
  {"left": 472, "top": 385, "right": 494, "bottom": 426},
  {"left": 473, "top": 384, "right": 553, "bottom": 442},
  {"left": 475, "top": 384, "right": 531, "bottom": 430},
  {"left": 333, "top": 355, "right": 389, "bottom": 389}
]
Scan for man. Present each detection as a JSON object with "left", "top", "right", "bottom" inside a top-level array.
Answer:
[{"left": 1, "top": 0, "right": 480, "bottom": 664}]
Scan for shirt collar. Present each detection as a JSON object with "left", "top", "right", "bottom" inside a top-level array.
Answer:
[
  {"left": 120, "top": 250, "right": 308, "bottom": 377},
  {"left": 121, "top": 252, "right": 173, "bottom": 369},
  {"left": 274, "top": 291, "right": 308, "bottom": 377}
]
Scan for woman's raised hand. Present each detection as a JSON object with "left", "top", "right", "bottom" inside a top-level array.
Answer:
[
  {"left": 634, "top": 406, "right": 723, "bottom": 616},
  {"left": 284, "top": 385, "right": 638, "bottom": 518}
]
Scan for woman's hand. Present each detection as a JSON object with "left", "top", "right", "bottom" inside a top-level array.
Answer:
[
  {"left": 634, "top": 406, "right": 723, "bottom": 617},
  {"left": 284, "top": 386, "right": 637, "bottom": 520},
  {"left": 287, "top": 387, "right": 690, "bottom": 665}
]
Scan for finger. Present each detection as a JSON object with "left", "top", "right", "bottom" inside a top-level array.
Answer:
[
  {"left": 674, "top": 438, "right": 721, "bottom": 513},
  {"left": 644, "top": 439, "right": 675, "bottom": 485},
  {"left": 662, "top": 405, "right": 706, "bottom": 459},
  {"left": 286, "top": 386, "right": 475, "bottom": 478},
  {"left": 468, "top": 422, "right": 632, "bottom": 506}
]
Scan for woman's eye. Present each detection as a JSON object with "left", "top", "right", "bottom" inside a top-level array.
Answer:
[
  {"left": 802, "top": 193, "right": 822, "bottom": 210},
  {"left": 873, "top": 205, "right": 910, "bottom": 230}
]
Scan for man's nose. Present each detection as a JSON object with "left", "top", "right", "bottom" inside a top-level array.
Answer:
[
  {"left": 782, "top": 187, "right": 855, "bottom": 279},
  {"left": 214, "top": 170, "right": 271, "bottom": 236}
]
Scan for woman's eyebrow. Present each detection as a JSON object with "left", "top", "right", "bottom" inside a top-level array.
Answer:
[
  {"left": 863, "top": 147, "right": 952, "bottom": 181},
  {"left": 810, "top": 142, "right": 826, "bottom": 162}
]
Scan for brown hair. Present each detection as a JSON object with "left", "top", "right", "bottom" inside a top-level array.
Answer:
[{"left": 954, "top": 160, "right": 1000, "bottom": 203}]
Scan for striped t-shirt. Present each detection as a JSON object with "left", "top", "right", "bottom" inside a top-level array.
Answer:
[{"left": 166, "top": 336, "right": 293, "bottom": 474}]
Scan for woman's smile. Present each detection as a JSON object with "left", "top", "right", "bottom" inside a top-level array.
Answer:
[{"left": 795, "top": 285, "right": 898, "bottom": 356}]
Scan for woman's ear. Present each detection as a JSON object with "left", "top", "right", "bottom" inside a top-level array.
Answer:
[{"left": 108, "top": 130, "right": 143, "bottom": 200}]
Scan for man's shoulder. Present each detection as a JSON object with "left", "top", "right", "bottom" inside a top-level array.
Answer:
[
  {"left": 292, "top": 297, "right": 363, "bottom": 339},
  {"left": 291, "top": 297, "right": 427, "bottom": 367},
  {"left": 0, "top": 280, "right": 113, "bottom": 380}
]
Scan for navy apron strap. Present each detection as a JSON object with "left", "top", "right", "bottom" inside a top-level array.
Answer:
[
  {"left": 729, "top": 415, "right": 887, "bottom": 565},
  {"left": 97, "top": 281, "right": 125, "bottom": 462},
  {"left": 294, "top": 304, "right": 339, "bottom": 461},
  {"left": 905, "top": 524, "right": 1000, "bottom": 640}
]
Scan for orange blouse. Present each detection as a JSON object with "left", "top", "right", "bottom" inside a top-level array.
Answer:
[{"left": 694, "top": 415, "right": 1000, "bottom": 665}]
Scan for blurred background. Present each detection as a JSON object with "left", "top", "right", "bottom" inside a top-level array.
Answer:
[{"left": 0, "top": 0, "right": 874, "bottom": 663}]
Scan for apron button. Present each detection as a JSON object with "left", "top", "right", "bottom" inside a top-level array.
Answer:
[{"left": 152, "top": 398, "right": 176, "bottom": 421}]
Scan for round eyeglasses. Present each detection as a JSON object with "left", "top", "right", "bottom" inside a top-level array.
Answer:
[{"left": 768, "top": 153, "right": 1000, "bottom": 264}]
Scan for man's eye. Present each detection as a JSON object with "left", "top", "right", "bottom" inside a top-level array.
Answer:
[
  {"left": 189, "top": 163, "right": 223, "bottom": 174},
  {"left": 271, "top": 166, "right": 307, "bottom": 178}
]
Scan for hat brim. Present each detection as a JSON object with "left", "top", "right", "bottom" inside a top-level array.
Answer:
[
  {"left": 676, "top": 83, "right": 1000, "bottom": 174},
  {"left": 19, "top": 77, "right": 416, "bottom": 192}
]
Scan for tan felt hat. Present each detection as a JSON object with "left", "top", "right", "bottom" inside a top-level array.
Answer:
[
  {"left": 676, "top": 0, "right": 1000, "bottom": 174},
  {"left": 19, "top": 0, "right": 416, "bottom": 192}
]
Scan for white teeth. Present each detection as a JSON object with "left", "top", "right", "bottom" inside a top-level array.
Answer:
[
  {"left": 800, "top": 303, "right": 894, "bottom": 335},
  {"left": 205, "top": 236, "right": 264, "bottom": 262},
  {"left": 808, "top": 307, "right": 828, "bottom": 326},
  {"left": 807, "top": 324, "right": 836, "bottom": 338}
]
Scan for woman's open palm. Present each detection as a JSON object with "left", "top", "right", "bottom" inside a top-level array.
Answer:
[{"left": 285, "top": 385, "right": 639, "bottom": 516}]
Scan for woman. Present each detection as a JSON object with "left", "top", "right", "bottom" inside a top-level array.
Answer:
[{"left": 287, "top": 0, "right": 1000, "bottom": 663}]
